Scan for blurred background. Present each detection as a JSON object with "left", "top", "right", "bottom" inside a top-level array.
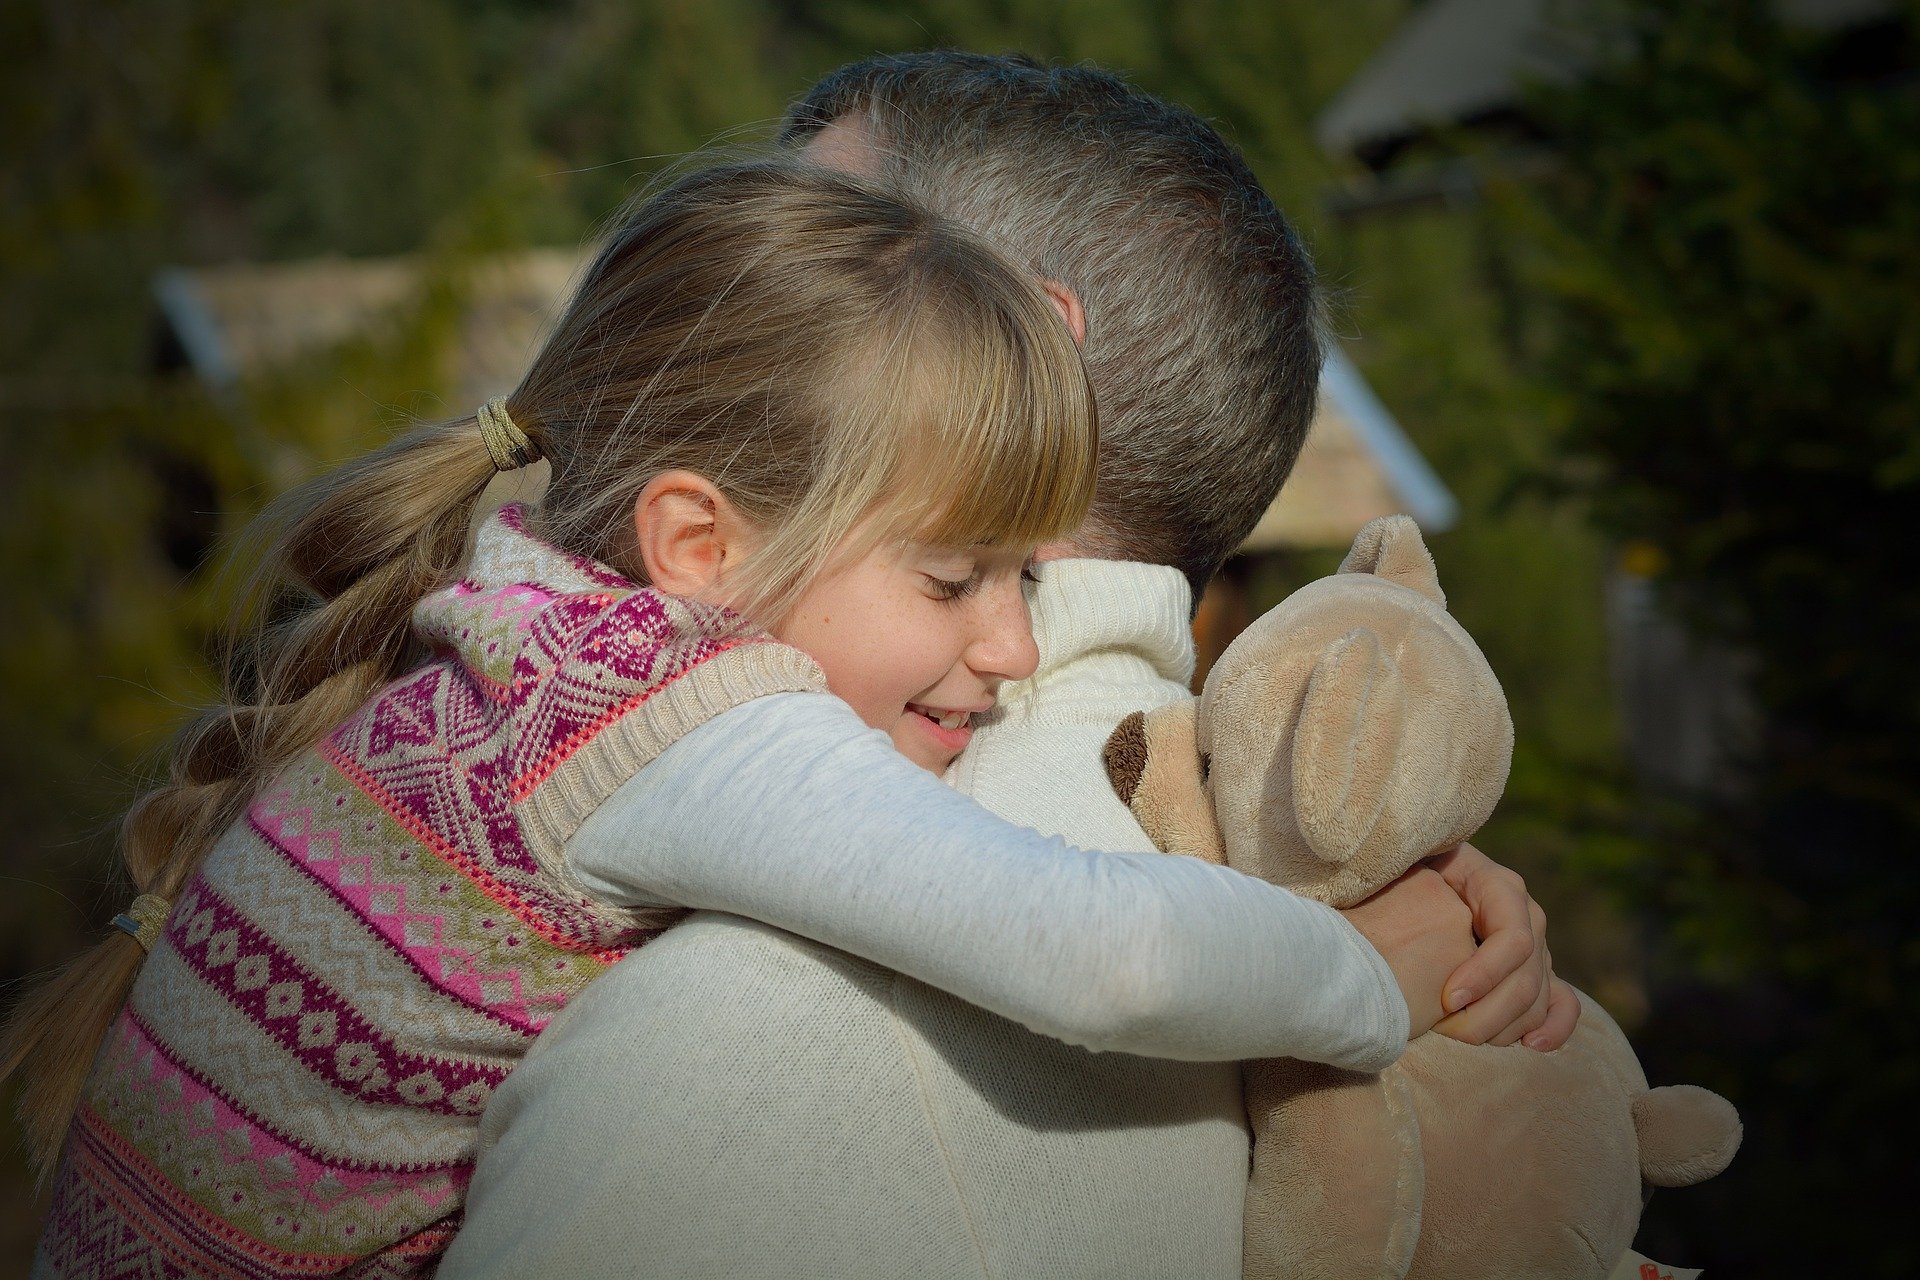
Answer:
[{"left": 2, "top": 0, "right": 1915, "bottom": 1274}]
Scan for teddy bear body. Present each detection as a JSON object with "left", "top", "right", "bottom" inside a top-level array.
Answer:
[
  {"left": 1245, "top": 1001, "right": 1660, "bottom": 1279},
  {"left": 1104, "top": 516, "right": 1740, "bottom": 1280}
]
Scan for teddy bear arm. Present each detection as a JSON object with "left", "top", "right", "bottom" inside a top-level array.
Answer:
[
  {"left": 1633, "top": 1084, "right": 1742, "bottom": 1187},
  {"left": 1242, "top": 1057, "right": 1423, "bottom": 1280}
]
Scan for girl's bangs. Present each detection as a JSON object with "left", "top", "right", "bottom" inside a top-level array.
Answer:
[
  {"left": 733, "top": 254, "right": 1099, "bottom": 627},
  {"left": 865, "top": 303, "right": 1099, "bottom": 552}
]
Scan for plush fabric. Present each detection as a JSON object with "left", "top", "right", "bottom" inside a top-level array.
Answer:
[
  {"left": 1106, "top": 516, "right": 1742, "bottom": 1280},
  {"left": 33, "top": 505, "right": 822, "bottom": 1280}
]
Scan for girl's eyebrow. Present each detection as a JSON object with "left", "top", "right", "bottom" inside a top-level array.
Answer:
[{"left": 908, "top": 540, "right": 979, "bottom": 560}]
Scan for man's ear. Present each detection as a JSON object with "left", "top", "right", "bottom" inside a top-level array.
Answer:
[
  {"left": 1042, "top": 280, "right": 1087, "bottom": 347},
  {"left": 800, "top": 113, "right": 881, "bottom": 178},
  {"left": 633, "top": 470, "right": 750, "bottom": 600}
]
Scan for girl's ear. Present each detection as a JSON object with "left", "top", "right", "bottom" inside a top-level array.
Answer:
[{"left": 633, "top": 470, "right": 750, "bottom": 600}]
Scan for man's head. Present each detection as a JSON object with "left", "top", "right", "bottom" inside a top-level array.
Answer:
[{"left": 780, "top": 52, "right": 1326, "bottom": 599}]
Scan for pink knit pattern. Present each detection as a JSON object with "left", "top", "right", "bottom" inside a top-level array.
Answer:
[
  {"left": 160, "top": 881, "right": 506, "bottom": 1115},
  {"left": 35, "top": 506, "right": 823, "bottom": 1279}
]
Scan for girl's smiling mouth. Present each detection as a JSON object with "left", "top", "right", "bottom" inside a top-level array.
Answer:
[
  {"left": 908, "top": 703, "right": 974, "bottom": 731},
  {"left": 905, "top": 702, "right": 987, "bottom": 758}
]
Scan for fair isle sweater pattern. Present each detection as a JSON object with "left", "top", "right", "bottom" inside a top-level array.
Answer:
[{"left": 37, "top": 504, "right": 825, "bottom": 1279}]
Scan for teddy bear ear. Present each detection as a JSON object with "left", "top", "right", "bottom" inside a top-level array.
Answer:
[
  {"left": 1339, "top": 515, "right": 1446, "bottom": 610},
  {"left": 1292, "top": 629, "right": 1408, "bottom": 866}
]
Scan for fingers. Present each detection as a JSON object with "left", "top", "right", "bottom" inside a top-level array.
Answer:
[
  {"left": 1488, "top": 949, "right": 1553, "bottom": 1047},
  {"left": 1435, "top": 907, "right": 1535, "bottom": 1019},
  {"left": 1427, "top": 841, "right": 1552, "bottom": 1001},
  {"left": 1426, "top": 842, "right": 1485, "bottom": 902},
  {"left": 1433, "top": 934, "right": 1546, "bottom": 1044},
  {"left": 1434, "top": 962, "right": 1583, "bottom": 1050},
  {"left": 1524, "top": 978, "right": 1582, "bottom": 1052},
  {"left": 1432, "top": 841, "right": 1532, "bottom": 947},
  {"left": 1423, "top": 844, "right": 1583, "bottom": 1051}
]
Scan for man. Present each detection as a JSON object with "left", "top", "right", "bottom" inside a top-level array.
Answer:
[{"left": 442, "top": 53, "right": 1572, "bottom": 1279}]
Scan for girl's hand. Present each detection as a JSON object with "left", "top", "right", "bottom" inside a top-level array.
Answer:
[
  {"left": 1426, "top": 843, "right": 1581, "bottom": 1051},
  {"left": 1339, "top": 867, "right": 1479, "bottom": 1039}
]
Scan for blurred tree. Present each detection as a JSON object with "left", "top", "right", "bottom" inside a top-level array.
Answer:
[
  {"left": 1506, "top": 0, "right": 1920, "bottom": 1272},
  {"left": 515, "top": 0, "right": 803, "bottom": 224},
  {"left": 0, "top": 0, "right": 814, "bottom": 964}
]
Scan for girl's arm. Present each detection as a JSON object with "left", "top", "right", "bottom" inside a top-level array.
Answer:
[{"left": 567, "top": 691, "right": 1408, "bottom": 1071}]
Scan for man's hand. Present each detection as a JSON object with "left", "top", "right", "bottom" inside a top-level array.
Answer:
[
  {"left": 1426, "top": 843, "right": 1580, "bottom": 1051},
  {"left": 1339, "top": 867, "right": 1478, "bottom": 1039}
]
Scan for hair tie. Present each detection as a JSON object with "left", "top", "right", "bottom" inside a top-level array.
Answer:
[
  {"left": 477, "top": 396, "right": 541, "bottom": 472},
  {"left": 112, "top": 894, "right": 173, "bottom": 953}
]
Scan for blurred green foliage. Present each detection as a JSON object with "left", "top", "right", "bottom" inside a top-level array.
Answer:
[
  {"left": 4, "top": 0, "right": 1796, "bottom": 1268},
  {"left": 1502, "top": 1, "right": 1920, "bottom": 1271}
]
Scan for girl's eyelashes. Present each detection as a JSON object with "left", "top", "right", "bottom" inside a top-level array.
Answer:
[
  {"left": 926, "top": 572, "right": 983, "bottom": 601},
  {"left": 919, "top": 547, "right": 1035, "bottom": 601}
]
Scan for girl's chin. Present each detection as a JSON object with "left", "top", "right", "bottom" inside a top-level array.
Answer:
[
  {"left": 893, "top": 738, "right": 963, "bottom": 775},
  {"left": 906, "top": 752, "right": 956, "bottom": 775}
]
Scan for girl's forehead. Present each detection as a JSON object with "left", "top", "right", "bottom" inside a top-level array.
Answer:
[{"left": 904, "top": 538, "right": 1034, "bottom": 564}]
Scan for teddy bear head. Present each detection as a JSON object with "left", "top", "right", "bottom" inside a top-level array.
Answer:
[{"left": 1197, "top": 516, "right": 1514, "bottom": 907}]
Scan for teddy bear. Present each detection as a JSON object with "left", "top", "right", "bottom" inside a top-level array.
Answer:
[{"left": 1102, "top": 515, "right": 1741, "bottom": 1280}]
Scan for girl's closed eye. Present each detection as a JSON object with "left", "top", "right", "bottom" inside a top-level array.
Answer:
[
  {"left": 927, "top": 570, "right": 983, "bottom": 601},
  {"left": 919, "top": 548, "right": 984, "bottom": 601},
  {"left": 928, "top": 555, "right": 1039, "bottom": 601}
]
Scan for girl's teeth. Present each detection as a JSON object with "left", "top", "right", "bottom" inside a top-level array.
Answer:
[{"left": 937, "top": 710, "right": 969, "bottom": 731}]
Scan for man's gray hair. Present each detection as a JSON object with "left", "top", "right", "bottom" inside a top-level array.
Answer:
[{"left": 780, "top": 52, "right": 1325, "bottom": 598}]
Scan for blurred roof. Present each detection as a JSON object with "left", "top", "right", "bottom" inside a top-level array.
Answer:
[
  {"left": 1316, "top": 0, "right": 1576, "bottom": 160},
  {"left": 1317, "top": 0, "right": 1896, "bottom": 162},
  {"left": 1241, "top": 346, "right": 1457, "bottom": 550},
  {"left": 154, "top": 251, "right": 580, "bottom": 411},
  {"left": 153, "top": 253, "right": 1453, "bottom": 550}
]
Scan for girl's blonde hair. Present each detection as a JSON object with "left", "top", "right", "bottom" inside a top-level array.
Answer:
[{"left": 0, "top": 158, "right": 1097, "bottom": 1179}]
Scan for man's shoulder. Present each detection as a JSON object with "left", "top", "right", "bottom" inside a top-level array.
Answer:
[
  {"left": 496, "top": 915, "right": 911, "bottom": 1135},
  {"left": 455, "top": 916, "right": 979, "bottom": 1279},
  {"left": 544, "top": 913, "right": 892, "bottom": 1050}
]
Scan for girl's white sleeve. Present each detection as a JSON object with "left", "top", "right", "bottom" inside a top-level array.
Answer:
[{"left": 566, "top": 691, "right": 1408, "bottom": 1071}]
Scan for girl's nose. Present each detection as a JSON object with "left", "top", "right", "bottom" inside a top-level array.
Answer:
[{"left": 968, "top": 582, "right": 1041, "bottom": 684}]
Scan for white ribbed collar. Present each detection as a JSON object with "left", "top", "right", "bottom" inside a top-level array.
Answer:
[{"left": 1003, "top": 558, "right": 1195, "bottom": 706}]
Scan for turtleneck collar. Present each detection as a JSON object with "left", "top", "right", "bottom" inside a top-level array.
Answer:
[{"left": 1000, "top": 558, "right": 1195, "bottom": 708}]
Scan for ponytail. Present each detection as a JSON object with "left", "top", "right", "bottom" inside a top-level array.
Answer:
[{"left": 0, "top": 414, "right": 506, "bottom": 1181}]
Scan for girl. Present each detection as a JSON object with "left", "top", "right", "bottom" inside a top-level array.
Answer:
[{"left": 10, "top": 160, "right": 1411, "bottom": 1278}]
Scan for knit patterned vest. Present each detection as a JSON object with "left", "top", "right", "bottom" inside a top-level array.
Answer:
[{"left": 36, "top": 505, "right": 825, "bottom": 1279}]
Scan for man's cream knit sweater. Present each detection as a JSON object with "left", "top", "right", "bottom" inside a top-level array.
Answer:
[{"left": 443, "top": 560, "right": 1405, "bottom": 1279}]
